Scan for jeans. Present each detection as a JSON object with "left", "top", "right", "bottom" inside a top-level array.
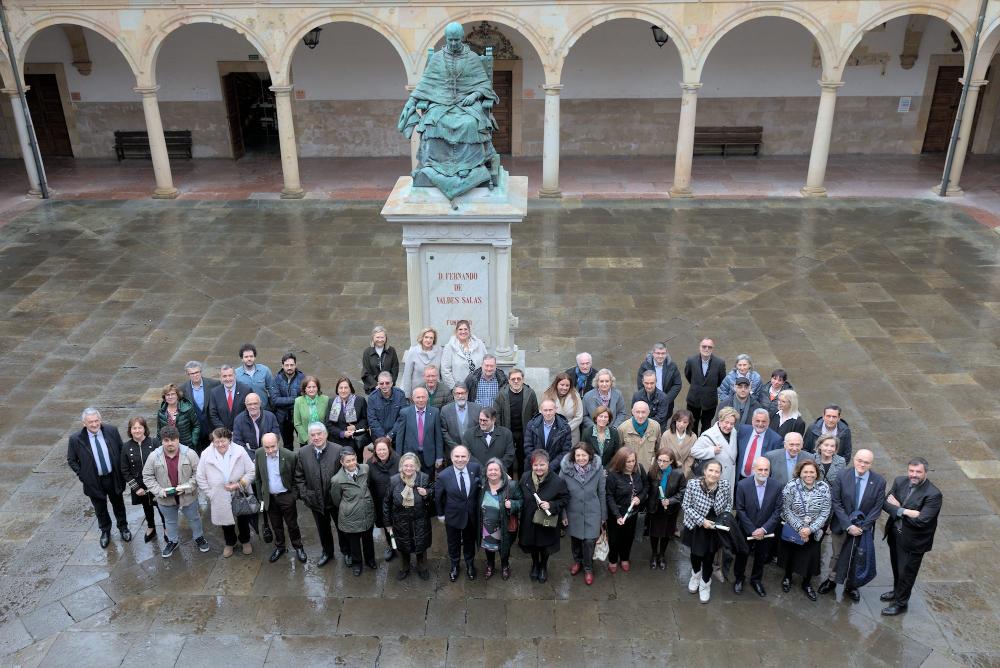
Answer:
[{"left": 160, "top": 502, "right": 204, "bottom": 543}]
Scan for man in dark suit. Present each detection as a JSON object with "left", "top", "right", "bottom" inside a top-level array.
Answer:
[
  {"left": 67, "top": 408, "right": 131, "bottom": 548},
  {"left": 733, "top": 457, "right": 782, "bottom": 597},
  {"left": 880, "top": 457, "right": 942, "bottom": 616},
  {"left": 440, "top": 383, "right": 480, "bottom": 460},
  {"left": 255, "top": 433, "right": 306, "bottom": 564},
  {"left": 463, "top": 406, "right": 515, "bottom": 472},
  {"left": 209, "top": 364, "right": 251, "bottom": 431},
  {"left": 736, "top": 409, "right": 783, "bottom": 481},
  {"left": 292, "top": 423, "right": 346, "bottom": 567},
  {"left": 632, "top": 371, "right": 671, "bottom": 428},
  {"left": 634, "top": 343, "right": 682, "bottom": 418},
  {"left": 820, "top": 449, "right": 886, "bottom": 600},
  {"left": 435, "top": 445, "right": 482, "bottom": 582},
  {"left": 183, "top": 360, "right": 220, "bottom": 452},
  {"left": 683, "top": 338, "right": 726, "bottom": 434},
  {"left": 393, "top": 387, "right": 444, "bottom": 476}
]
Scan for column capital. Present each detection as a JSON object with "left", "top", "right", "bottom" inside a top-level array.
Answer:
[
  {"left": 1, "top": 86, "right": 29, "bottom": 97},
  {"left": 818, "top": 80, "right": 844, "bottom": 90},
  {"left": 542, "top": 84, "right": 563, "bottom": 94},
  {"left": 405, "top": 84, "right": 416, "bottom": 92},
  {"left": 269, "top": 85, "right": 294, "bottom": 96},
  {"left": 133, "top": 85, "right": 160, "bottom": 96},
  {"left": 958, "top": 78, "right": 988, "bottom": 89},
  {"left": 680, "top": 82, "right": 703, "bottom": 92}
]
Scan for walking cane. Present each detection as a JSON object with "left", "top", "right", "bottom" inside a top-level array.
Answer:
[{"left": 835, "top": 534, "right": 859, "bottom": 603}]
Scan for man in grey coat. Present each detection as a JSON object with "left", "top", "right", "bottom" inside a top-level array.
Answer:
[
  {"left": 440, "top": 383, "right": 480, "bottom": 459},
  {"left": 764, "top": 432, "right": 808, "bottom": 488},
  {"left": 292, "top": 423, "right": 346, "bottom": 567}
]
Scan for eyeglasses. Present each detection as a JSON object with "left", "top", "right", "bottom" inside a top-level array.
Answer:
[{"left": 700, "top": 345, "right": 713, "bottom": 349}]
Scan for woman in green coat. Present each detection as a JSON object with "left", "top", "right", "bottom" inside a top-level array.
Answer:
[
  {"left": 329, "top": 449, "right": 376, "bottom": 576},
  {"left": 478, "top": 457, "right": 523, "bottom": 581},
  {"left": 293, "top": 376, "right": 331, "bottom": 447},
  {"left": 157, "top": 383, "right": 200, "bottom": 448}
]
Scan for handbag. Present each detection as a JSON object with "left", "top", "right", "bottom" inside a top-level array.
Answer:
[
  {"left": 504, "top": 485, "right": 519, "bottom": 534},
  {"left": 594, "top": 529, "right": 609, "bottom": 561},
  {"left": 230, "top": 485, "right": 260, "bottom": 517},
  {"left": 633, "top": 511, "right": 647, "bottom": 543}
]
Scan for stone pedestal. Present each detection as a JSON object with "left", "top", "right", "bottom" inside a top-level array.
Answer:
[{"left": 382, "top": 171, "right": 527, "bottom": 368}]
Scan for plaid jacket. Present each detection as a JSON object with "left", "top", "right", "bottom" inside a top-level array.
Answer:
[
  {"left": 781, "top": 479, "right": 832, "bottom": 540},
  {"left": 682, "top": 477, "right": 733, "bottom": 529}
]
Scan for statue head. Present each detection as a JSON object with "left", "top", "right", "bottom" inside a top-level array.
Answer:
[{"left": 444, "top": 22, "right": 464, "bottom": 54}]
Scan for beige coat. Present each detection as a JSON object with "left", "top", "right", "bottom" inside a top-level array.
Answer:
[
  {"left": 548, "top": 391, "right": 583, "bottom": 444},
  {"left": 142, "top": 445, "right": 200, "bottom": 508},
  {"left": 660, "top": 430, "right": 698, "bottom": 477},
  {"left": 617, "top": 419, "right": 662, "bottom": 468},
  {"left": 195, "top": 444, "right": 255, "bottom": 526}
]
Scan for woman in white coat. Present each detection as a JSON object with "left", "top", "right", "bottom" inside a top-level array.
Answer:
[
  {"left": 195, "top": 427, "right": 256, "bottom": 558},
  {"left": 400, "top": 327, "right": 443, "bottom": 398},
  {"left": 440, "top": 320, "right": 488, "bottom": 391},
  {"left": 690, "top": 407, "right": 738, "bottom": 499}
]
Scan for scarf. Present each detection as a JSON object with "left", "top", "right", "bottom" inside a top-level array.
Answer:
[
  {"left": 531, "top": 470, "right": 546, "bottom": 490},
  {"left": 659, "top": 466, "right": 673, "bottom": 497},
  {"left": 400, "top": 472, "right": 416, "bottom": 507},
  {"left": 632, "top": 417, "right": 649, "bottom": 437},
  {"left": 591, "top": 425, "right": 610, "bottom": 454},
  {"left": 573, "top": 461, "right": 591, "bottom": 483},
  {"left": 575, "top": 369, "right": 587, "bottom": 392},
  {"left": 328, "top": 395, "right": 357, "bottom": 423},
  {"left": 307, "top": 396, "right": 319, "bottom": 423},
  {"left": 598, "top": 390, "right": 611, "bottom": 406}
]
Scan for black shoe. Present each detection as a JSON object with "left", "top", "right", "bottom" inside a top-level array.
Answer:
[
  {"left": 733, "top": 579, "right": 744, "bottom": 595},
  {"left": 537, "top": 566, "right": 548, "bottom": 583},
  {"left": 879, "top": 591, "right": 896, "bottom": 602},
  {"left": 817, "top": 579, "right": 835, "bottom": 595},
  {"left": 417, "top": 568, "right": 430, "bottom": 581},
  {"left": 161, "top": 541, "right": 179, "bottom": 558},
  {"left": 752, "top": 581, "right": 767, "bottom": 597},
  {"left": 397, "top": 569, "right": 411, "bottom": 581},
  {"left": 344, "top": 554, "right": 354, "bottom": 567},
  {"left": 352, "top": 565, "right": 363, "bottom": 576},
  {"left": 881, "top": 603, "right": 907, "bottom": 616},
  {"left": 803, "top": 584, "right": 817, "bottom": 601},
  {"left": 144, "top": 529, "right": 157, "bottom": 544},
  {"left": 529, "top": 564, "right": 539, "bottom": 581},
  {"left": 262, "top": 527, "right": 273, "bottom": 544},
  {"left": 384, "top": 548, "right": 396, "bottom": 562},
  {"left": 466, "top": 562, "right": 476, "bottom": 581},
  {"left": 120, "top": 528, "right": 132, "bottom": 543},
  {"left": 317, "top": 553, "right": 332, "bottom": 568},
  {"left": 295, "top": 548, "right": 307, "bottom": 563},
  {"left": 269, "top": 547, "right": 287, "bottom": 563},
  {"left": 100, "top": 531, "right": 111, "bottom": 549},
  {"left": 449, "top": 565, "right": 459, "bottom": 582},
  {"left": 196, "top": 536, "right": 210, "bottom": 553},
  {"left": 365, "top": 559, "right": 377, "bottom": 570},
  {"left": 846, "top": 588, "right": 861, "bottom": 602},
  {"left": 781, "top": 577, "right": 792, "bottom": 593}
]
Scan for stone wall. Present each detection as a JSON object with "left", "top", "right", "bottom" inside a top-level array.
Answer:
[
  {"left": 989, "top": 105, "right": 1000, "bottom": 154},
  {"left": 0, "top": 106, "right": 17, "bottom": 159},
  {"left": 73, "top": 102, "right": 146, "bottom": 158},
  {"left": 159, "top": 101, "right": 232, "bottom": 158},
  {"left": 292, "top": 100, "right": 409, "bottom": 157}
]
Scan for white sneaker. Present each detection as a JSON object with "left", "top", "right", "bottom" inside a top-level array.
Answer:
[
  {"left": 688, "top": 569, "right": 700, "bottom": 594},
  {"left": 699, "top": 578, "right": 711, "bottom": 603}
]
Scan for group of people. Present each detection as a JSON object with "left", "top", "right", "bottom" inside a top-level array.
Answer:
[{"left": 68, "top": 325, "right": 942, "bottom": 615}]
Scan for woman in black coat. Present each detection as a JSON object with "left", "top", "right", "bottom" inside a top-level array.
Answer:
[
  {"left": 770, "top": 389, "right": 806, "bottom": 439},
  {"left": 328, "top": 377, "right": 370, "bottom": 454},
  {"left": 519, "top": 450, "right": 570, "bottom": 583},
  {"left": 605, "top": 446, "right": 648, "bottom": 573},
  {"left": 120, "top": 416, "right": 164, "bottom": 542},
  {"left": 383, "top": 452, "right": 434, "bottom": 581},
  {"left": 367, "top": 437, "right": 400, "bottom": 561},
  {"left": 361, "top": 325, "right": 400, "bottom": 395},
  {"left": 647, "top": 446, "right": 686, "bottom": 570}
]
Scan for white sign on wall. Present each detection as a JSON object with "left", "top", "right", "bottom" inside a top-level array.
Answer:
[
  {"left": 425, "top": 250, "right": 491, "bottom": 343},
  {"left": 897, "top": 96, "right": 912, "bottom": 113}
]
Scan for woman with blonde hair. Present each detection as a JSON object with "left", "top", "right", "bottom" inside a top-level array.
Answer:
[
  {"left": 440, "top": 320, "right": 488, "bottom": 390},
  {"left": 770, "top": 389, "right": 806, "bottom": 439},
  {"left": 401, "top": 327, "right": 443, "bottom": 397}
]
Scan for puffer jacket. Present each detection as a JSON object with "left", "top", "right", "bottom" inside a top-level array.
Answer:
[
  {"left": 157, "top": 399, "right": 201, "bottom": 448},
  {"left": 384, "top": 472, "right": 435, "bottom": 554}
]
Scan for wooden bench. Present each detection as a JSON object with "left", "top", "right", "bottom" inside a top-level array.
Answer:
[
  {"left": 693, "top": 126, "right": 763, "bottom": 157},
  {"left": 114, "top": 130, "right": 193, "bottom": 161}
]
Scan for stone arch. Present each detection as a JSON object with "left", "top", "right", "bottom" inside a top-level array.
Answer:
[
  {"left": 140, "top": 12, "right": 272, "bottom": 85},
  {"left": 972, "top": 14, "right": 1000, "bottom": 80},
  {"left": 555, "top": 7, "right": 694, "bottom": 82},
  {"left": 0, "top": 46, "right": 13, "bottom": 88},
  {"left": 14, "top": 12, "right": 140, "bottom": 79},
  {"left": 277, "top": 12, "right": 415, "bottom": 84},
  {"left": 418, "top": 11, "right": 553, "bottom": 82},
  {"left": 838, "top": 4, "right": 974, "bottom": 74},
  {"left": 695, "top": 5, "right": 838, "bottom": 81}
]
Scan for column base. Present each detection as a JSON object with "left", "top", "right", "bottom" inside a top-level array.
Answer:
[
  {"left": 799, "top": 185, "right": 828, "bottom": 198},
  {"left": 152, "top": 187, "right": 179, "bottom": 200},
  {"left": 931, "top": 183, "right": 963, "bottom": 197},
  {"left": 27, "top": 187, "right": 43, "bottom": 198},
  {"left": 280, "top": 187, "right": 306, "bottom": 200},
  {"left": 668, "top": 186, "right": 694, "bottom": 199},
  {"left": 538, "top": 187, "right": 561, "bottom": 199}
]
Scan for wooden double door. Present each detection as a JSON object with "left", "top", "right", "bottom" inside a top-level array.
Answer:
[
  {"left": 491, "top": 70, "right": 512, "bottom": 155},
  {"left": 24, "top": 73, "right": 73, "bottom": 157},
  {"left": 921, "top": 65, "right": 985, "bottom": 154}
]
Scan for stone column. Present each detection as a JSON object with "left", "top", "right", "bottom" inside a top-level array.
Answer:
[
  {"left": 934, "top": 79, "right": 988, "bottom": 196},
  {"left": 269, "top": 85, "right": 305, "bottom": 199},
  {"left": 2, "top": 87, "right": 43, "bottom": 197},
  {"left": 801, "top": 80, "right": 844, "bottom": 197},
  {"left": 540, "top": 84, "right": 562, "bottom": 198},
  {"left": 493, "top": 241, "right": 513, "bottom": 361},
  {"left": 133, "top": 85, "right": 179, "bottom": 199},
  {"left": 669, "top": 82, "right": 702, "bottom": 198}
]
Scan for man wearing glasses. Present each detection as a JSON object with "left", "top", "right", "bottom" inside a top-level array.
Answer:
[{"left": 683, "top": 338, "right": 727, "bottom": 434}]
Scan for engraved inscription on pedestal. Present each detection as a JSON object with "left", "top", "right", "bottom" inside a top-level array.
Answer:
[{"left": 426, "top": 249, "right": 491, "bottom": 344}]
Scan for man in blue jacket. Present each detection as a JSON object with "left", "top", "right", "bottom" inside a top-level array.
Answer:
[
  {"left": 367, "top": 371, "right": 408, "bottom": 443},
  {"left": 733, "top": 457, "right": 782, "bottom": 597}
]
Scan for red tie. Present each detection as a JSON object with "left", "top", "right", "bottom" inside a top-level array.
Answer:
[
  {"left": 744, "top": 433, "right": 759, "bottom": 477},
  {"left": 227, "top": 390, "right": 234, "bottom": 412}
]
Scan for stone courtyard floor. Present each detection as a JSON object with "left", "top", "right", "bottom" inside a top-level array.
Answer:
[{"left": 0, "top": 197, "right": 999, "bottom": 666}]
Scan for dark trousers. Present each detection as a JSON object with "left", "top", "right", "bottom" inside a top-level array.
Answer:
[
  {"left": 571, "top": 537, "right": 596, "bottom": 570},
  {"left": 512, "top": 433, "right": 525, "bottom": 478},
  {"left": 311, "top": 508, "right": 350, "bottom": 557},
  {"left": 90, "top": 474, "right": 128, "bottom": 532},
  {"left": 420, "top": 463, "right": 436, "bottom": 481},
  {"left": 734, "top": 537, "right": 774, "bottom": 583},
  {"left": 688, "top": 404, "right": 716, "bottom": 435},
  {"left": 446, "top": 521, "right": 478, "bottom": 565},
  {"left": 649, "top": 535, "right": 670, "bottom": 557},
  {"left": 887, "top": 530, "right": 924, "bottom": 606},
  {"left": 221, "top": 515, "right": 252, "bottom": 546},
  {"left": 347, "top": 529, "right": 375, "bottom": 566},
  {"left": 608, "top": 517, "right": 637, "bottom": 564},
  {"left": 268, "top": 492, "right": 302, "bottom": 549},
  {"left": 279, "top": 418, "right": 295, "bottom": 451},
  {"left": 139, "top": 493, "right": 165, "bottom": 531},
  {"left": 691, "top": 550, "right": 716, "bottom": 583}
]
